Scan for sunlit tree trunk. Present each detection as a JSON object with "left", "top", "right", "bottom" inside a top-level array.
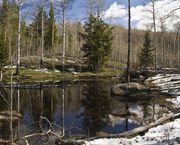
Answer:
[
  {"left": 151, "top": 0, "right": 157, "bottom": 73},
  {"left": 62, "top": 2, "right": 66, "bottom": 72}
]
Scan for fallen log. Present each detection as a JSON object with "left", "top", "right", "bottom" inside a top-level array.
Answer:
[
  {"left": 0, "top": 139, "right": 17, "bottom": 145},
  {"left": 0, "top": 111, "right": 22, "bottom": 121},
  {"left": 0, "top": 111, "right": 22, "bottom": 117},
  {"left": 85, "top": 113, "right": 180, "bottom": 141}
]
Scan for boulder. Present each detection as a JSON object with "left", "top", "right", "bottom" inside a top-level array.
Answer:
[{"left": 111, "top": 82, "right": 148, "bottom": 96}]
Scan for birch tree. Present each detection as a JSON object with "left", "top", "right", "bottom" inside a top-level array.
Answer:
[
  {"left": 58, "top": 0, "right": 73, "bottom": 72},
  {"left": 38, "top": 0, "right": 48, "bottom": 67},
  {"left": 16, "top": 0, "right": 28, "bottom": 75},
  {"left": 16, "top": 0, "right": 21, "bottom": 75}
]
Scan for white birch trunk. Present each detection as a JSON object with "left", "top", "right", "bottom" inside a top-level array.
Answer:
[{"left": 62, "top": 0, "right": 66, "bottom": 72}]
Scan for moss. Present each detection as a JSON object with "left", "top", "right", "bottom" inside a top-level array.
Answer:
[{"left": 3, "top": 67, "right": 122, "bottom": 83}]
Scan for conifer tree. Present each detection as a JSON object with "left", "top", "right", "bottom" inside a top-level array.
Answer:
[
  {"left": 0, "top": 0, "right": 8, "bottom": 67},
  {"left": 46, "top": 1, "right": 58, "bottom": 53},
  {"left": 139, "top": 31, "right": 153, "bottom": 71},
  {"left": 81, "top": 15, "right": 113, "bottom": 72},
  {"left": 0, "top": 33, "right": 8, "bottom": 66},
  {"left": 0, "top": 32, "right": 8, "bottom": 81}
]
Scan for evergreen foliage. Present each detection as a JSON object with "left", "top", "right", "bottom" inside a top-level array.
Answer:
[
  {"left": 81, "top": 15, "right": 113, "bottom": 72},
  {"left": 46, "top": 2, "right": 58, "bottom": 50},
  {"left": 31, "top": 7, "right": 48, "bottom": 50},
  {"left": 139, "top": 31, "right": 153, "bottom": 70},
  {"left": 0, "top": 33, "right": 8, "bottom": 67},
  {"left": 0, "top": 0, "right": 8, "bottom": 66}
]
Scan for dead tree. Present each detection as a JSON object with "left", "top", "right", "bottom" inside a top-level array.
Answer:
[{"left": 127, "top": 0, "right": 131, "bottom": 84}]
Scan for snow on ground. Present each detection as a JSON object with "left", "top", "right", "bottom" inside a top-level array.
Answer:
[
  {"left": 33, "top": 68, "right": 52, "bottom": 74},
  {"left": 84, "top": 73, "right": 180, "bottom": 145},
  {"left": 147, "top": 74, "right": 180, "bottom": 108},
  {"left": 85, "top": 118, "right": 180, "bottom": 145}
]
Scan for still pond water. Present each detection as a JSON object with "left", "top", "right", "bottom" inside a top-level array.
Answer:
[{"left": 0, "top": 78, "right": 171, "bottom": 143}]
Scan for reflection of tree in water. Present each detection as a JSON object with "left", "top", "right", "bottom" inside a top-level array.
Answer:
[
  {"left": 140, "top": 101, "right": 152, "bottom": 124},
  {"left": 80, "top": 80, "right": 111, "bottom": 136},
  {"left": 42, "top": 86, "right": 58, "bottom": 122},
  {"left": 139, "top": 92, "right": 172, "bottom": 124}
]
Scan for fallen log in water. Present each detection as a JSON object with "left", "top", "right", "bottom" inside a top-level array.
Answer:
[
  {"left": 85, "top": 113, "right": 180, "bottom": 141},
  {"left": 53, "top": 113, "right": 180, "bottom": 144},
  {"left": 0, "top": 139, "right": 17, "bottom": 145},
  {"left": 0, "top": 111, "right": 22, "bottom": 121}
]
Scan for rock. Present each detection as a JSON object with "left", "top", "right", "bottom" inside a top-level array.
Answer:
[{"left": 111, "top": 82, "right": 148, "bottom": 96}]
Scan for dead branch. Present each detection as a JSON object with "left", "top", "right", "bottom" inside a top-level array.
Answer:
[
  {"left": 24, "top": 129, "right": 51, "bottom": 138},
  {"left": 0, "top": 139, "right": 17, "bottom": 145},
  {"left": 39, "top": 116, "right": 65, "bottom": 138},
  {"left": 40, "top": 116, "right": 54, "bottom": 129}
]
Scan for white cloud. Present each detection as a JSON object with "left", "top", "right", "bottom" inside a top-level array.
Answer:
[
  {"left": 102, "top": 2, "right": 127, "bottom": 19},
  {"left": 102, "top": 0, "right": 180, "bottom": 31}
]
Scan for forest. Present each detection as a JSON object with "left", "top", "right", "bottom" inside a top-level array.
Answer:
[
  {"left": 0, "top": 0, "right": 179, "bottom": 76},
  {"left": 0, "top": 0, "right": 180, "bottom": 145}
]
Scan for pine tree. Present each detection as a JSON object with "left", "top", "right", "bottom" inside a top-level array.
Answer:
[
  {"left": 31, "top": 7, "right": 48, "bottom": 52},
  {"left": 81, "top": 15, "right": 113, "bottom": 72},
  {"left": 46, "top": 2, "right": 58, "bottom": 53},
  {"left": 0, "top": 0, "right": 8, "bottom": 67},
  {"left": 139, "top": 31, "right": 153, "bottom": 71},
  {"left": 0, "top": 33, "right": 8, "bottom": 67}
]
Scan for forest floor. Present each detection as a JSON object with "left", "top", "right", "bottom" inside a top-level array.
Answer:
[
  {"left": 84, "top": 73, "right": 180, "bottom": 145},
  {"left": 2, "top": 56, "right": 122, "bottom": 83}
]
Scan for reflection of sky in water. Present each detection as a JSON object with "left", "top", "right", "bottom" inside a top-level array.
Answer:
[
  {"left": 23, "top": 111, "right": 34, "bottom": 125},
  {"left": 103, "top": 119, "right": 140, "bottom": 134},
  {"left": 0, "top": 79, "right": 170, "bottom": 141},
  {"left": 54, "top": 111, "right": 60, "bottom": 125}
]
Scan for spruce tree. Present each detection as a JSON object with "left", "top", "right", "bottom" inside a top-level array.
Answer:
[
  {"left": 46, "top": 2, "right": 58, "bottom": 52},
  {"left": 139, "top": 31, "right": 153, "bottom": 71},
  {"left": 0, "top": 33, "right": 8, "bottom": 67},
  {"left": 0, "top": 0, "right": 8, "bottom": 67},
  {"left": 81, "top": 15, "right": 113, "bottom": 72}
]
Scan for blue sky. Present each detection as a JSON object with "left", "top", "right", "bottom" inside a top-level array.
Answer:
[
  {"left": 67, "top": 0, "right": 147, "bottom": 22},
  {"left": 22, "top": 0, "right": 180, "bottom": 31},
  {"left": 22, "top": 0, "right": 148, "bottom": 23}
]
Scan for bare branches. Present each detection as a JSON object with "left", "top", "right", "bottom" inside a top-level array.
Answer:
[
  {"left": 86, "top": 0, "right": 105, "bottom": 17},
  {"left": 17, "top": 116, "right": 65, "bottom": 145},
  {"left": 162, "top": 7, "right": 180, "bottom": 20}
]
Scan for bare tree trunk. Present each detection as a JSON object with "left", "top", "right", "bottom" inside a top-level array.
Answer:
[
  {"left": 51, "top": 1, "right": 55, "bottom": 69},
  {"left": 62, "top": 1, "right": 66, "bottom": 72},
  {"left": 40, "top": 8, "right": 44, "bottom": 67},
  {"left": 16, "top": 0, "right": 21, "bottom": 75},
  {"left": 152, "top": 0, "right": 157, "bottom": 73},
  {"left": 8, "top": 26, "right": 12, "bottom": 62},
  {"left": 126, "top": 0, "right": 131, "bottom": 84}
]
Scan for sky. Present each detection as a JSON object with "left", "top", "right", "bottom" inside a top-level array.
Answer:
[
  {"left": 22, "top": 0, "right": 180, "bottom": 31},
  {"left": 68, "top": 0, "right": 148, "bottom": 21},
  {"left": 101, "top": 0, "right": 180, "bottom": 31}
]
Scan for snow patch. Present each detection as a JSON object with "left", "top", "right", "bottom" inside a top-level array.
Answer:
[{"left": 84, "top": 74, "right": 180, "bottom": 145}]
